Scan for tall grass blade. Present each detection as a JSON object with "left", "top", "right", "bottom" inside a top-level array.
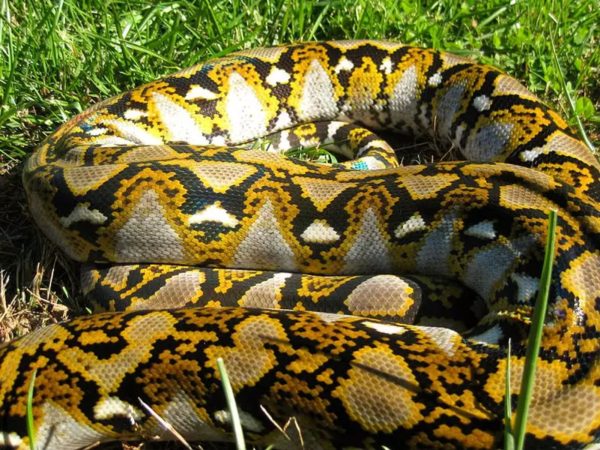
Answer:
[
  {"left": 217, "top": 357, "right": 246, "bottom": 450},
  {"left": 513, "top": 210, "right": 557, "bottom": 450},
  {"left": 504, "top": 339, "right": 514, "bottom": 450},
  {"left": 26, "top": 369, "right": 37, "bottom": 450}
]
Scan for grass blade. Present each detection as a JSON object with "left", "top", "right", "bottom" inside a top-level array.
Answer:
[
  {"left": 513, "top": 210, "right": 557, "bottom": 450},
  {"left": 26, "top": 369, "right": 37, "bottom": 450},
  {"left": 217, "top": 357, "right": 246, "bottom": 450},
  {"left": 549, "top": 32, "right": 595, "bottom": 152},
  {"left": 138, "top": 397, "right": 193, "bottom": 450},
  {"left": 504, "top": 339, "right": 514, "bottom": 450}
]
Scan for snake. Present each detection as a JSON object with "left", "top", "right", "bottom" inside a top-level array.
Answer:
[{"left": 1, "top": 39, "right": 599, "bottom": 450}]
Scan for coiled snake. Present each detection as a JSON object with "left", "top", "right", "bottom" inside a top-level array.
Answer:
[{"left": 1, "top": 40, "right": 599, "bottom": 449}]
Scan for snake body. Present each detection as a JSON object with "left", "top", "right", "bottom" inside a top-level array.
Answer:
[{"left": 1, "top": 40, "right": 599, "bottom": 449}]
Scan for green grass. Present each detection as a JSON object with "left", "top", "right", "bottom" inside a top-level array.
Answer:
[
  {"left": 217, "top": 358, "right": 247, "bottom": 450},
  {"left": 1, "top": 1, "right": 597, "bottom": 328},
  {"left": 0, "top": 0, "right": 598, "bottom": 163},
  {"left": 504, "top": 211, "right": 557, "bottom": 450},
  {"left": 26, "top": 369, "right": 37, "bottom": 450}
]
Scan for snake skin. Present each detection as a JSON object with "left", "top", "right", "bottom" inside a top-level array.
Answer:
[{"left": 1, "top": 40, "right": 599, "bottom": 449}]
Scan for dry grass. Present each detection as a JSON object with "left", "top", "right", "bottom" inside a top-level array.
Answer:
[{"left": 0, "top": 162, "right": 80, "bottom": 342}]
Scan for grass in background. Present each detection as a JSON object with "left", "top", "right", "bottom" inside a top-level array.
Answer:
[
  {"left": 1, "top": 1, "right": 598, "bottom": 338},
  {"left": 1, "top": 2, "right": 597, "bottom": 337}
]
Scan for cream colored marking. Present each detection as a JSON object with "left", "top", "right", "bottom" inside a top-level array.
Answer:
[
  {"left": 520, "top": 132, "right": 600, "bottom": 168},
  {"left": 520, "top": 147, "right": 544, "bottom": 162},
  {"left": 132, "top": 271, "right": 204, "bottom": 310},
  {"left": 105, "top": 265, "right": 135, "bottom": 288},
  {"left": 239, "top": 273, "right": 292, "bottom": 308},
  {"left": 211, "top": 135, "right": 227, "bottom": 146},
  {"left": 500, "top": 184, "right": 555, "bottom": 210},
  {"left": 315, "top": 311, "right": 354, "bottom": 323},
  {"left": 274, "top": 110, "right": 292, "bottom": 130},
  {"left": 93, "top": 136, "right": 136, "bottom": 146},
  {"left": 356, "top": 139, "right": 392, "bottom": 158},
  {"left": 266, "top": 67, "right": 291, "bottom": 86},
  {"left": 471, "top": 324, "right": 503, "bottom": 345},
  {"left": 390, "top": 65, "right": 418, "bottom": 126},
  {"left": 60, "top": 204, "right": 107, "bottom": 227},
  {"left": 511, "top": 273, "right": 539, "bottom": 303},
  {"left": 189, "top": 203, "right": 239, "bottom": 228},
  {"left": 59, "top": 313, "right": 182, "bottom": 395},
  {"left": 403, "top": 173, "right": 458, "bottom": 200},
  {"left": 525, "top": 370, "right": 600, "bottom": 440},
  {"left": 435, "top": 83, "right": 465, "bottom": 138},
  {"left": 233, "top": 45, "right": 287, "bottom": 60},
  {"left": 87, "top": 127, "right": 107, "bottom": 136},
  {"left": 344, "top": 208, "right": 392, "bottom": 273},
  {"left": 299, "top": 59, "right": 338, "bottom": 120},
  {"left": 416, "top": 210, "right": 457, "bottom": 277},
  {"left": 464, "top": 122, "right": 514, "bottom": 161},
  {"left": 294, "top": 177, "right": 356, "bottom": 212},
  {"left": 440, "top": 52, "right": 472, "bottom": 67},
  {"left": 227, "top": 72, "right": 267, "bottom": 142},
  {"left": 494, "top": 74, "right": 538, "bottom": 99},
  {"left": 205, "top": 315, "right": 290, "bottom": 391},
  {"left": 363, "top": 321, "right": 407, "bottom": 335},
  {"left": 190, "top": 161, "right": 257, "bottom": 193},
  {"left": 332, "top": 345, "right": 424, "bottom": 431},
  {"left": 104, "top": 118, "right": 163, "bottom": 145},
  {"left": 394, "top": 212, "right": 427, "bottom": 239},
  {"left": 463, "top": 235, "right": 536, "bottom": 300},
  {"left": 94, "top": 397, "right": 144, "bottom": 421},
  {"left": 36, "top": 402, "right": 108, "bottom": 450},
  {"left": 270, "top": 129, "right": 291, "bottom": 151},
  {"left": 0, "top": 432, "right": 21, "bottom": 448},
  {"left": 486, "top": 359, "right": 600, "bottom": 439},
  {"left": 146, "top": 390, "right": 231, "bottom": 442},
  {"left": 380, "top": 57, "right": 393, "bottom": 74},
  {"left": 334, "top": 57, "right": 354, "bottom": 73},
  {"left": 151, "top": 92, "right": 207, "bottom": 144},
  {"left": 332, "top": 39, "right": 404, "bottom": 51},
  {"left": 346, "top": 275, "right": 414, "bottom": 318},
  {"left": 185, "top": 85, "right": 219, "bottom": 100},
  {"left": 120, "top": 145, "right": 181, "bottom": 163},
  {"left": 123, "top": 109, "right": 147, "bottom": 120},
  {"left": 233, "top": 200, "right": 297, "bottom": 271},
  {"left": 214, "top": 409, "right": 265, "bottom": 433},
  {"left": 329, "top": 39, "right": 368, "bottom": 48},
  {"left": 473, "top": 94, "right": 492, "bottom": 112},
  {"left": 562, "top": 251, "right": 600, "bottom": 305},
  {"left": 115, "top": 189, "right": 185, "bottom": 262},
  {"left": 300, "top": 219, "right": 340, "bottom": 244},
  {"left": 428, "top": 72, "right": 442, "bottom": 86},
  {"left": 464, "top": 220, "right": 496, "bottom": 240},
  {"left": 326, "top": 120, "right": 345, "bottom": 137},
  {"left": 419, "top": 326, "right": 461, "bottom": 357},
  {"left": 63, "top": 164, "right": 127, "bottom": 196}
]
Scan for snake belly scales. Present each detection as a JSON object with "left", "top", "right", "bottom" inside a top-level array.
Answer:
[{"left": 1, "top": 39, "right": 599, "bottom": 450}]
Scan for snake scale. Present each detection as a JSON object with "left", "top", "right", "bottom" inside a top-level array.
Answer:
[{"left": 1, "top": 40, "right": 599, "bottom": 449}]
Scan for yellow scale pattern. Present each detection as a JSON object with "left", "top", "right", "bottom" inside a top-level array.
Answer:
[{"left": 1, "top": 40, "right": 599, "bottom": 450}]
